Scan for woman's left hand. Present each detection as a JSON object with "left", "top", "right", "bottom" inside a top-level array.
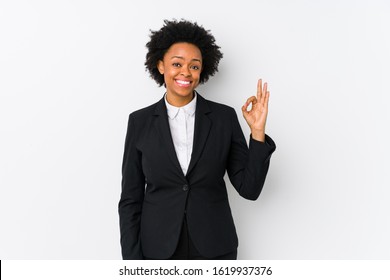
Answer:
[{"left": 241, "top": 79, "right": 270, "bottom": 142}]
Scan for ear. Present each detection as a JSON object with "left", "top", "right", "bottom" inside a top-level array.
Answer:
[{"left": 157, "top": 60, "right": 164, "bottom": 75}]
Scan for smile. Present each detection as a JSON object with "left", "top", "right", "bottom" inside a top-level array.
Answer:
[{"left": 175, "top": 79, "right": 192, "bottom": 87}]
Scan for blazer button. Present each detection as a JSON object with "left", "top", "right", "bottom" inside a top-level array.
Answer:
[{"left": 182, "top": 184, "right": 189, "bottom": 191}]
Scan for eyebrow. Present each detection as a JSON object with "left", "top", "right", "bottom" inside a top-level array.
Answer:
[{"left": 170, "top": 56, "right": 202, "bottom": 62}]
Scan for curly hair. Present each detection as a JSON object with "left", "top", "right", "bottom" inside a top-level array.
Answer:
[{"left": 145, "top": 19, "right": 223, "bottom": 86}]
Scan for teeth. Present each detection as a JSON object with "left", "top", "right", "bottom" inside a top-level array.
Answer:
[{"left": 176, "top": 80, "right": 190, "bottom": 85}]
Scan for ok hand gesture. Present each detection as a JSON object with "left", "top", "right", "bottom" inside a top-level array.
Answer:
[{"left": 241, "top": 79, "right": 270, "bottom": 142}]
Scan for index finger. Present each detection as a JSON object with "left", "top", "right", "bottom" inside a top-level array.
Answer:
[{"left": 257, "top": 79, "right": 263, "bottom": 100}]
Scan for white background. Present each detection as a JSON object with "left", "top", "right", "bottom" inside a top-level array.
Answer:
[{"left": 1, "top": 0, "right": 389, "bottom": 259}]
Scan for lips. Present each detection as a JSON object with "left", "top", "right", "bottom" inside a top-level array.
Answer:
[{"left": 175, "top": 79, "right": 192, "bottom": 87}]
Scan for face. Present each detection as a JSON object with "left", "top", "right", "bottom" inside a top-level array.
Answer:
[{"left": 157, "top": 42, "right": 202, "bottom": 106}]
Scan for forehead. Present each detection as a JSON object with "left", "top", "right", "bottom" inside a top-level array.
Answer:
[{"left": 164, "top": 42, "right": 202, "bottom": 60}]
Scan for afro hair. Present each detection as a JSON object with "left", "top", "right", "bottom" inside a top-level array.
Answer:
[{"left": 145, "top": 19, "right": 223, "bottom": 86}]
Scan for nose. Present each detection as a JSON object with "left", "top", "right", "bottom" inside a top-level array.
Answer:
[{"left": 180, "top": 66, "right": 191, "bottom": 77}]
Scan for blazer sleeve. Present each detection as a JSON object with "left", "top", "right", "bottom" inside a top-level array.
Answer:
[
  {"left": 118, "top": 114, "right": 145, "bottom": 259},
  {"left": 227, "top": 109, "right": 276, "bottom": 200}
]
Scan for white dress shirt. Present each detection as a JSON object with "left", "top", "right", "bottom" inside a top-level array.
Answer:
[{"left": 165, "top": 93, "right": 197, "bottom": 176}]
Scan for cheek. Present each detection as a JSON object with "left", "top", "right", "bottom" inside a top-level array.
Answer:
[
  {"left": 166, "top": 68, "right": 179, "bottom": 77},
  {"left": 195, "top": 72, "right": 202, "bottom": 83},
  {"left": 193, "top": 70, "right": 201, "bottom": 80},
  {"left": 193, "top": 80, "right": 200, "bottom": 88},
  {"left": 161, "top": 71, "right": 172, "bottom": 83}
]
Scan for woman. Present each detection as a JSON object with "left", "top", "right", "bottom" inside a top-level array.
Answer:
[{"left": 119, "top": 20, "right": 276, "bottom": 260}]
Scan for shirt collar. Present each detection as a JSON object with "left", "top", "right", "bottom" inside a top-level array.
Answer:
[{"left": 165, "top": 92, "right": 197, "bottom": 120}]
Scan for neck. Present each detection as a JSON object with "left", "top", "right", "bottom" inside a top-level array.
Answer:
[{"left": 166, "top": 92, "right": 195, "bottom": 107}]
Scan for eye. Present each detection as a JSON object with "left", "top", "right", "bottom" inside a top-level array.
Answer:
[
  {"left": 172, "top": 62, "right": 181, "bottom": 67},
  {"left": 191, "top": 65, "right": 200, "bottom": 70}
]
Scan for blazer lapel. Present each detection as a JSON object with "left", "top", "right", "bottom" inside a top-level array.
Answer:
[
  {"left": 187, "top": 94, "right": 212, "bottom": 176},
  {"left": 153, "top": 97, "right": 184, "bottom": 177}
]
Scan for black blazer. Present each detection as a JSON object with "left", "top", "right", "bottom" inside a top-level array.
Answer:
[{"left": 119, "top": 93, "right": 276, "bottom": 259}]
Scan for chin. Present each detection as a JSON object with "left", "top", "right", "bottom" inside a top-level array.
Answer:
[{"left": 174, "top": 89, "right": 195, "bottom": 97}]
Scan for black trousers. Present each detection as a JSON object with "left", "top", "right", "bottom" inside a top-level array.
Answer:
[{"left": 145, "top": 216, "right": 237, "bottom": 260}]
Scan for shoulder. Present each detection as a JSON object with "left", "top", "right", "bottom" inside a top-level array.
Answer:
[
  {"left": 124, "top": 98, "right": 164, "bottom": 133},
  {"left": 127, "top": 97, "right": 164, "bottom": 123},
  {"left": 198, "top": 94, "right": 236, "bottom": 116},
  {"left": 129, "top": 100, "right": 159, "bottom": 118}
]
